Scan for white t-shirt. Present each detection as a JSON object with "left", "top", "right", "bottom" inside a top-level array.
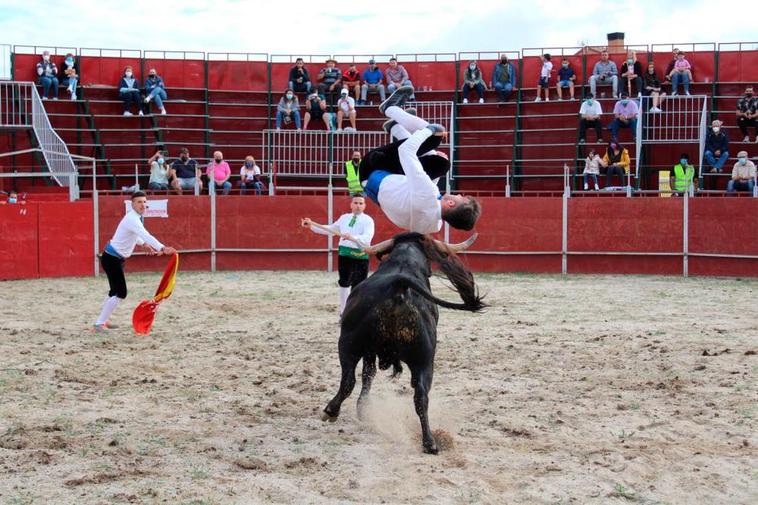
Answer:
[
  {"left": 541, "top": 61, "right": 553, "bottom": 78},
  {"left": 310, "top": 212, "right": 375, "bottom": 250},
  {"left": 338, "top": 96, "right": 355, "bottom": 114},
  {"left": 109, "top": 210, "right": 164, "bottom": 258},
  {"left": 579, "top": 100, "right": 603, "bottom": 116},
  {"left": 240, "top": 164, "right": 261, "bottom": 181}
]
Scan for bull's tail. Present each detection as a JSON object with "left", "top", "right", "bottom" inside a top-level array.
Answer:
[{"left": 391, "top": 274, "right": 484, "bottom": 312}]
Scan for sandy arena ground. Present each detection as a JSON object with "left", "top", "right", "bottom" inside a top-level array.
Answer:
[{"left": 0, "top": 270, "right": 756, "bottom": 504}]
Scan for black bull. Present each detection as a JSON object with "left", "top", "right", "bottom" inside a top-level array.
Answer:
[{"left": 321, "top": 232, "right": 485, "bottom": 454}]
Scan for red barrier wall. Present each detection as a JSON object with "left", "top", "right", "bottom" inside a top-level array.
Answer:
[
  {"left": 0, "top": 204, "right": 39, "bottom": 279},
  {"left": 143, "top": 58, "right": 205, "bottom": 89},
  {"left": 207, "top": 61, "right": 268, "bottom": 91},
  {"left": 717, "top": 51, "right": 758, "bottom": 83},
  {"left": 80, "top": 56, "right": 142, "bottom": 86}
]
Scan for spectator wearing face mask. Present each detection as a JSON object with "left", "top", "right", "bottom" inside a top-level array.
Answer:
[
  {"left": 276, "top": 89, "right": 302, "bottom": 130},
  {"left": 578, "top": 93, "right": 603, "bottom": 144},
  {"left": 239, "top": 156, "right": 266, "bottom": 195},
  {"left": 583, "top": 149, "right": 603, "bottom": 191},
  {"left": 643, "top": 63, "right": 665, "bottom": 113},
  {"left": 609, "top": 92, "right": 639, "bottom": 142},
  {"left": 736, "top": 86, "right": 756, "bottom": 143},
  {"left": 336, "top": 88, "right": 357, "bottom": 131},
  {"left": 704, "top": 120, "right": 729, "bottom": 174},
  {"left": 620, "top": 50, "right": 643, "bottom": 97},
  {"left": 206, "top": 151, "right": 232, "bottom": 195},
  {"left": 461, "top": 61, "right": 486, "bottom": 104},
  {"left": 144, "top": 69, "right": 168, "bottom": 115},
  {"left": 172, "top": 147, "right": 202, "bottom": 193},
  {"left": 147, "top": 151, "right": 180, "bottom": 193},
  {"left": 727, "top": 151, "right": 756, "bottom": 193},
  {"left": 36, "top": 50, "right": 59, "bottom": 100},
  {"left": 492, "top": 55, "right": 517, "bottom": 102},
  {"left": 360, "top": 59, "right": 385, "bottom": 105},
  {"left": 556, "top": 58, "right": 576, "bottom": 100},
  {"left": 60, "top": 53, "right": 79, "bottom": 101},
  {"left": 4, "top": 190, "right": 20, "bottom": 204},
  {"left": 119, "top": 66, "right": 143, "bottom": 116},
  {"left": 602, "top": 142, "right": 630, "bottom": 187},
  {"left": 669, "top": 153, "right": 697, "bottom": 195}
]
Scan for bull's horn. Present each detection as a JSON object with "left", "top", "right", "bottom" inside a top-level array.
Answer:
[
  {"left": 435, "top": 233, "right": 478, "bottom": 253},
  {"left": 364, "top": 238, "right": 395, "bottom": 255}
]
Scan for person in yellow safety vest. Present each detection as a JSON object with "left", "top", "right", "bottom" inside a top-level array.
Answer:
[
  {"left": 669, "top": 152, "right": 698, "bottom": 195},
  {"left": 345, "top": 150, "right": 363, "bottom": 195}
]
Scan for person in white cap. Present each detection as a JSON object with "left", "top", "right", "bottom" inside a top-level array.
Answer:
[
  {"left": 727, "top": 151, "right": 756, "bottom": 194},
  {"left": 336, "top": 87, "right": 357, "bottom": 131}
]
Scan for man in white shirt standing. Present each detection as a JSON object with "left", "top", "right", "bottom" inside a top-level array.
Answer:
[
  {"left": 301, "top": 195, "right": 375, "bottom": 316},
  {"left": 94, "top": 191, "right": 176, "bottom": 332}
]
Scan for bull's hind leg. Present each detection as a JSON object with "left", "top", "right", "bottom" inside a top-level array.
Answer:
[
  {"left": 356, "top": 354, "right": 377, "bottom": 420},
  {"left": 411, "top": 364, "right": 438, "bottom": 454},
  {"left": 322, "top": 352, "right": 360, "bottom": 422}
]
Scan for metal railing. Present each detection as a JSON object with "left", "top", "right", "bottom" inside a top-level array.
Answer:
[
  {"left": 0, "top": 81, "right": 31, "bottom": 126},
  {"left": 0, "top": 44, "right": 10, "bottom": 80}
]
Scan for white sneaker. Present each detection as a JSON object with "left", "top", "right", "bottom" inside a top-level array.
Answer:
[
  {"left": 462, "top": 98, "right": 468, "bottom": 104},
  {"left": 743, "top": 136, "right": 750, "bottom": 143},
  {"left": 160, "top": 108, "right": 167, "bottom": 115},
  {"left": 558, "top": 97, "right": 563, "bottom": 101},
  {"left": 52, "top": 97, "right": 58, "bottom": 100},
  {"left": 685, "top": 91, "right": 691, "bottom": 96},
  {"left": 534, "top": 96, "right": 541, "bottom": 102},
  {"left": 671, "top": 92, "right": 678, "bottom": 96},
  {"left": 144, "top": 96, "right": 152, "bottom": 103},
  {"left": 42, "top": 96, "right": 48, "bottom": 101},
  {"left": 70, "top": 92, "right": 77, "bottom": 101},
  {"left": 478, "top": 98, "right": 484, "bottom": 104},
  {"left": 594, "top": 184, "right": 599, "bottom": 191},
  {"left": 583, "top": 183, "right": 588, "bottom": 190},
  {"left": 123, "top": 111, "right": 133, "bottom": 116},
  {"left": 138, "top": 110, "right": 144, "bottom": 116},
  {"left": 650, "top": 106, "right": 661, "bottom": 113},
  {"left": 545, "top": 97, "right": 550, "bottom": 102}
]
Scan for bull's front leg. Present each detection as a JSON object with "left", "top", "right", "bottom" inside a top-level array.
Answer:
[
  {"left": 411, "top": 365, "right": 438, "bottom": 454},
  {"left": 322, "top": 351, "right": 360, "bottom": 422},
  {"left": 356, "top": 354, "right": 377, "bottom": 420}
]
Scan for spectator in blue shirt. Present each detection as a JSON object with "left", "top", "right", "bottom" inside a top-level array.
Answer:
[
  {"left": 556, "top": 58, "right": 576, "bottom": 100},
  {"left": 704, "top": 120, "right": 729, "bottom": 173},
  {"left": 360, "top": 59, "right": 386, "bottom": 105},
  {"left": 35, "top": 51, "right": 59, "bottom": 100},
  {"left": 492, "top": 54, "right": 517, "bottom": 102},
  {"left": 144, "top": 69, "right": 168, "bottom": 115}
]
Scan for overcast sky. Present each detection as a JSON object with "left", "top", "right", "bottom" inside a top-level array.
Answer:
[{"left": 0, "top": 0, "right": 752, "bottom": 60}]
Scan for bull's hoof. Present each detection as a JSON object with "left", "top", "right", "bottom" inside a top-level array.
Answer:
[
  {"left": 321, "top": 409, "right": 339, "bottom": 422},
  {"left": 423, "top": 442, "right": 439, "bottom": 455}
]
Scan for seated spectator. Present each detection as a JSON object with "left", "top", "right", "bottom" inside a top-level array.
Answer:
[
  {"left": 288, "top": 58, "right": 312, "bottom": 94},
  {"left": 4, "top": 190, "right": 19, "bottom": 204},
  {"left": 589, "top": 50, "right": 619, "bottom": 98},
  {"left": 727, "top": 151, "right": 756, "bottom": 194},
  {"left": 492, "top": 54, "right": 517, "bottom": 102},
  {"left": 602, "top": 142, "right": 630, "bottom": 187},
  {"left": 360, "top": 59, "right": 385, "bottom": 105},
  {"left": 736, "top": 86, "right": 757, "bottom": 143},
  {"left": 670, "top": 52, "right": 692, "bottom": 96},
  {"left": 583, "top": 148, "right": 602, "bottom": 191},
  {"left": 119, "top": 66, "right": 143, "bottom": 116},
  {"left": 144, "top": 69, "right": 168, "bottom": 115},
  {"left": 239, "top": 156, "right": 266, "bottom": 195},
  {"left": 704, "top": 120, "right": 729, "bottom": 174},
  {"left": 664, "top": 48, "right": 693, "bottom": 91},
  {"left": 578, "top": 93, "right": 603, "bottom": 144},
  {"left": 276, "top": 89, "right": 302, "bottom": 130},
  {"left": 59, "top": 53, "right": 79, "bottom": 101},
  {"left": 556, "top": 58, "right": 576, "bottom": 100},
  {"left": 534, "top": 53, "right": 552, "bottom": 102},
  {"left": 385, "top": 58, "right": 415, "bottom": 100},
  {"left": 206, "top": 151, "right": 232, "bottom": 195},
  {"left": 669, "top": 153, "right": 697, "bottom": 195},
  {"left": 147, "top": 151, "right": 180, "bottom": 194},
  {"left": 303, "top": 92, "right": 331, "bottom": 130},
  {"left": 461, "top": 60, "right": 486, "bottom": 104},
  {"left": 336, "top": 88, "right": 357, "bottom": 131},
  {"left": 643, "top": 63, "right": 665, "bottom": 113},
  {"left": 172, "top": 147, "right": 202, "bottom": 193},
  {"left": 620, "top": 50, "right": 643, "bottom": 97},
  {"left": 609, "top": 92, "right": 639, "bottom": 142},
  {"left": 36, "top": 50, "right": 58, "bottom": 100},
  {"left": 342, "top": 63, "right": 361, "bottom": 102},
  {"left": 318, "top": 59, "right": 342, "bottom": 107}
]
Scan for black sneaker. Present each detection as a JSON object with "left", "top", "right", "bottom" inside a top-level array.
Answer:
[
  {"left": 425, "top": 123, "right": 446, "bottom": 135},
  {"left": 379, "top": 85, "right": 414, "bottom": 114},
  {"left": 382, "top": 119, "right": 397, "bottom": 134}
]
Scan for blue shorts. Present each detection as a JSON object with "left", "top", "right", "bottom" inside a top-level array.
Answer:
[
  {"left": 539, "top": 77, "right": 549, "bottom": 88},
  {"left": 559, "top": 79, "right": 572, "bottom": 88}
]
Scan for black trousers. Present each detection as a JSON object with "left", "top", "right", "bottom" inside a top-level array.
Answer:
[
  {"left": 579, "top": 119, "right": 603, "bottom": 141},
  {"left": 738, "top": 117, "right": 757, "bottom": 137},
  {"left": 101, "top": 252, "right": 127, "bottom": 299},
  {"left": 337, "top": 255, "right": 369, "bottom": 288},
  {"left": 360, "top": 135, "right": 445, "bottom": 182}
]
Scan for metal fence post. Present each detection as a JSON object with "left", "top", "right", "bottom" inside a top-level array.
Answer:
[
  {"left": 210, "top": 182, "right": 216, "bottom": 272},
  {"left": 683, "top": 190, "right": 689, "bottom": 278},
  {"left": 562, "top": 190, "right": 568, "bottom": 275},
  {"left": 327, "top": 179, "right": 334, "bottom": 273}
]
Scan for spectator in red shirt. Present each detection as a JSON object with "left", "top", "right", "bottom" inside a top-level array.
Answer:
[{"left": 342, "top": 63, "right": 361, "bottom": 102}]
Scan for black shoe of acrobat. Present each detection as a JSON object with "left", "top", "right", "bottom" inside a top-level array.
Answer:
[
  {"left": 405, "top": 107, "right": 417, "bottom": 116},
  {"left": 382, "top": 119, "right": 397, "bottom": 135},
  {"left": 379, "top": 85, "right": 414, "bottom": 114},
  {"left": 425, "top": 123, "right": 446, "bottom": 135}
]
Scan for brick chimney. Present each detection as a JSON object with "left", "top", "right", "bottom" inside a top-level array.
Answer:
[{"left": 607, "top": 32, "right": 625, "bottom": 54}]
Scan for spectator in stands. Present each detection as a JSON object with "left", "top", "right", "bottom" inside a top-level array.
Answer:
[
  {"left": 535, "top": 53, "right": 552, "bottom": 102},
  {"left": 144, "top": 69, "right": 168, "bottom": 115},
  {"left": 5, "top": 190, "right": 19, "bottom": 204},
  {"left": 172, "top": 147, "right": 202, "bottom": 193},
  {"left": 276, "top": 89, "right": 302, "bottom": 130},
  {"left": 147, "top": 151, "right": 180, "bottom": 193},
  {"left": 664, "top": 48, "right": 693, "bottom": 92},
  {"left": 620, "top": 50, "right": 643, "bottom": 97},
  {"left": 303, "top": 92, "right": 331, "bottom": 130},
  {"left": 704, "top": 120, "right": 729, "bottom": 173},
  {"left": 583, "top": 148, "right": 602, "bottom": 191},
  {"left": 59, "top": 53, "right": 78, "bottom": 101},
  {"left": 727, "top": 151, "right": 756, "bottom": 194},
  {"left": 493, "top": 54, "right": 517, "bottom": 102},
  {"left": 556, "top": 58, "right": 576, "bottom": 100},
  {"left": 602, "top": 142, "right": 630, "bottom": 187},
  {"left": 578, "top": 93, "right": 603, "bottom": 144},
  {"left": 119, "top": 66, "right": 143, "bottom": 116},
  {"left": 342, "top": 63, "right": 361, "bottom": 102},
  {"left": 385, "top": 58, "right": 415, "bottom": 100},
  {"left": 36, "top": 50, "right": 59, "bottom": 100},
  {"left": 318, "top": 59, "right": 342, "bottom": 107},
  {"left": 360, "top": 59, "right": 386, "bottom": 105},
  {"left": 289, "top": 58, "right": 312, "bottom": 94},
  {"left": 670, "top": 52, "right": 692, "bottom": 96},
  {"left": 669, "top": 153, "right": 697, "bottom": 195},
  {"left": 609, "top": 92, "right": 639, "bottom": 142},
  {"left": 589, "top": 50, "right": 619, "bottom": 98},
  {"left": 461, "top": 60, "right": 486, "bottom": 104},
  {"left": 206, "top": 151, "right": 232, "bottom": 195},
  {"left": 239, "top": 156, "right": 266, "bottom": 195},
  {"left": 736, "top": 86, "right": 757, "bottom": 143},
  {"left": 643, "top": 62, "right": 665, "bottom": 113},
  {"left": 337, "top": 88, "right": 357, "bottom": 131}
]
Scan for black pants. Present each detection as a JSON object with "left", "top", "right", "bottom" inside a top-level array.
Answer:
[
  {"left": 360, "top": 135, "right": 445, "bottom": 182},
  {"left": 338, "top": 255, "right": 369, "bottom": 288},
  {"left": 738, "top": 117, "right": 757, "bottom": 137},
  {"left": 120, "top": 91, "right": 143, "bottom": 113},
  {"left": 101, "top": 252, "right": 127, "bottom": 299},
  {"left": 579, "top": 119, "right": 603, "bottom": 141}
]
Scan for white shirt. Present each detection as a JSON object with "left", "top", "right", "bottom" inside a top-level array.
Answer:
[
  {"left": 541, "top": 61, "right": 553, "bottom": 78},
  {"left": 109, "top": 210, "right": 164, "bottom": 258},
  {"left": 240, "top": 164, "right": 261, "bottom": 181},
  {"left": 579, "top": 100, "right": 603, "bottom": 116},
  {"left": 338, "top": 96, "right": 355, "bottom": 114},
  {"left": 310, "top": 212, "right": 375, "bottom": 250}
]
